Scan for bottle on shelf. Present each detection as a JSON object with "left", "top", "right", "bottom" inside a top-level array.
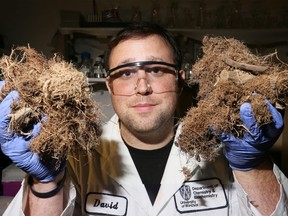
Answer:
[
  {"left": 79, "top": 52, "right": 93, "bottom": 77},
  {"left": 92, "top": 57, "right": 103, "bottom": 78}
]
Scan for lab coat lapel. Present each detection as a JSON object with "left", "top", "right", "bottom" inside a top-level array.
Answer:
[
  {"left": 99, "top": 116, "right": 153, "bottom": 211},
  {"left": 151, "top": 127, "right": 200, "bottom": 215}
]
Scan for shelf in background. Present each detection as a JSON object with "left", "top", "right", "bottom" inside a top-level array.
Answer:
[
  {"left": 60, "top": 27, "right": 123, "bottom": 38},
  {"left": 88, "top": 77, "right": 106, "bottom": 84},
  {"left": 60, "top": 27, "right": 288, "bottom": 44}
]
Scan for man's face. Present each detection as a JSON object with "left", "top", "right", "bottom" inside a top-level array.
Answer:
[{"left": 106, "top": 35, "right": 179, "bottom": 138}]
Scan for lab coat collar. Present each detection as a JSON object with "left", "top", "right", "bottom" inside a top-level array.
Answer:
[
  {"left": 151, "top": 123, "right": 200, "bottom": 214},
  {"left": 98, "top": 115, "right": 153, "bottom": 211},
  {"left": 97, "top": 115, "right": 199, "bottom": 214}
]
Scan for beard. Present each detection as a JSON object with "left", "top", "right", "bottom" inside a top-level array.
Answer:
[
  {"left": 113, "top": 92, "right": 178, "bottom": 143},
  {"left": 118, "top": 105, "right": 176, "bottom": 145},
  {"left": 123, "top": 111, "right": 167, "bottom": 133}
]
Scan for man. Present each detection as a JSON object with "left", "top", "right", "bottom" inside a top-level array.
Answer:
[{"left": 1, "top": 22, "right": 288, "bottom": 215}]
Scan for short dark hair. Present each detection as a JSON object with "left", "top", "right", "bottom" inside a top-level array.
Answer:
[{"left": 104, "top": 22, "right": 182, "bottom": 72}]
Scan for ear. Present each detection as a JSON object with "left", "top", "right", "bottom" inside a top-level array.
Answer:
[
  {"left": 179, "top": 69, "right": 186, "bottom": 80},
  {"left": 177, "top": 69, "right": 186, "bottom": 94},
  {"left": 105, "top": 78, "right": 113, "bottom": 95}
]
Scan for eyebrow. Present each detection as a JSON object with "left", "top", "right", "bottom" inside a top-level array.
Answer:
[
  {"left": 147, "top": 56, "right": 165, "bottom": 62},
  {"left": 118, "top": 56, "right": 166, "bottom": 66},
  {"left": 119, "top": 58, "right": 135, "bottom": 65}
]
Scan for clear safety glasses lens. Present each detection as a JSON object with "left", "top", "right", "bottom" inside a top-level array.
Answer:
[{"left": 107, "top": 61, "right": 179, "bottom": 96}]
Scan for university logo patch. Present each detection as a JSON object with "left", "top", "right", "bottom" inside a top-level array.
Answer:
[
  {"left": 174, "top": 178, "right": 228, "bottom": 213},
  {"left": 179, "top": 185, "right": 192, "bottom": 201}
]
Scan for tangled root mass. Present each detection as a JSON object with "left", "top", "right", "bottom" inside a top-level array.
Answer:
[
  {"left": 0, "top": 46, "right": 102, "bottom": 164},
  {"left": 176, "top": 36, "right": 288, "bottom": 162}
]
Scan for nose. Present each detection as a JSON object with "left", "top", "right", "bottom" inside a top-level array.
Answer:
[{"left": 134, "top": 75, "right": 152, "bottom": 95}]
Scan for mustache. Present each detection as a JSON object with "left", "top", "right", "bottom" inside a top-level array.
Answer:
[{"left": 133, "top": 96, "right": 155, "bottom": 105}]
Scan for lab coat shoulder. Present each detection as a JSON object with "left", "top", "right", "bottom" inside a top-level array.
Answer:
[{"left": 4, "top": 115, "right": 288, "bottom": 215}]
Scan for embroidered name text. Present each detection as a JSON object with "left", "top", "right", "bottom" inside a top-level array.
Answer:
[{"left": 94, "top": 199, "right": 119, "bottom": 209}]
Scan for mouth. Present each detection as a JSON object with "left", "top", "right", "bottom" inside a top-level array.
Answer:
[{"left": 132, "top": 102, "right": 156, "bottom": 112}]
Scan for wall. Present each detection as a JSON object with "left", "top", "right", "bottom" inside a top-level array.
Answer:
[
  {"left": 0, "top": 0, "right": 89, "bottom": 56},
  {"left": 1, "top": 0, "right": 287, "bottom": 57}
]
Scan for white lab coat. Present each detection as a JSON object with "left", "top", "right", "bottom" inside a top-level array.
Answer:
[{"left": 4, "top": 115, "right": 288, "bottom": 215}]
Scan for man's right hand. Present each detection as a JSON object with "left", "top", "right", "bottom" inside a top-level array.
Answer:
[
  {"left": 0, "top": 81, "right": 65, "bottom": 182},
  {"left": 219, "top": 101, "right": 283, "bottom": 171}
]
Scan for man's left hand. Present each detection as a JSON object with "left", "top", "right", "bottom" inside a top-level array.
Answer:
[{"left": 219, "top": 101, "right": 284, "bottom": 170}]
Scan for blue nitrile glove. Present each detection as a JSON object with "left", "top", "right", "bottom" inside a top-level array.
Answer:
[
  {"left": 0, "top": 81, "right": 4, "bottom": 90},
  {"left": 219, "top": 101, "right": 284, "bottom": 170},
  {"left": 0, "top": 86, "right": 65, "bottom": 182}
]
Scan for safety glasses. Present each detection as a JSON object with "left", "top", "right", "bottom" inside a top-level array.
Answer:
[{"left": 107, "top": 61, "right": 179, "bottom": 96}]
